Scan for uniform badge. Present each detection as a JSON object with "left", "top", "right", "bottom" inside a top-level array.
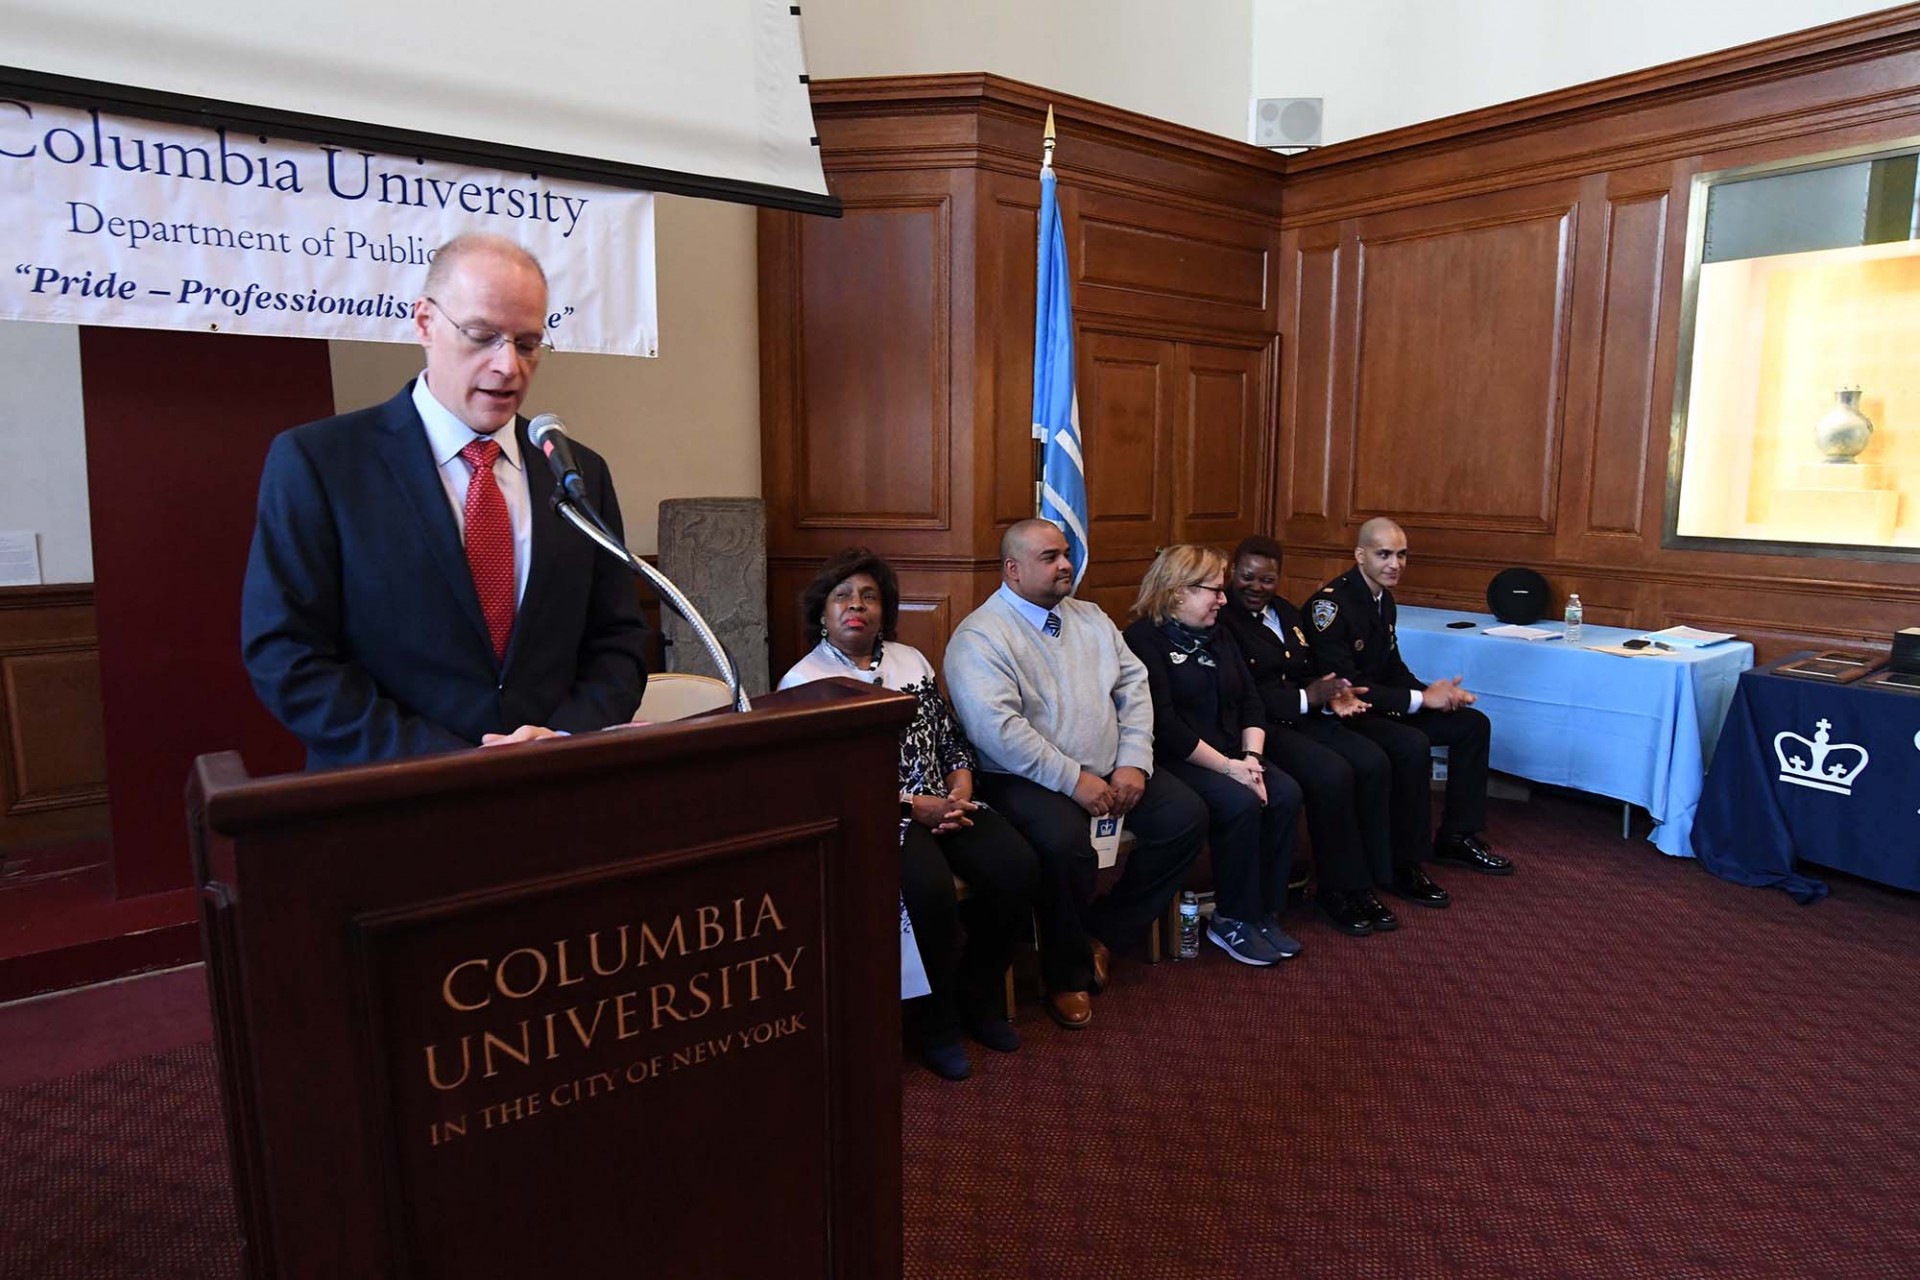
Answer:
[
  {"left": 1293, "top": 626, "right": 1308, "bottom": 646},
  {"left": 1310, "top": 599, "right": 1338, "bottom": 631}
]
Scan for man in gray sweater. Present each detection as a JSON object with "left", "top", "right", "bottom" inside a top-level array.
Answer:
[{"left": 945, "top": 519, "right": 1205, "bottom": 1030}]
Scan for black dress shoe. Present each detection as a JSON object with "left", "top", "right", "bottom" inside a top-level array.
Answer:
[
  {"left": 1359, "top": 891, "right": 1399, "bottom": 931},
  {"left": 1433, "top": 832, "right": 1515, "bottom": 876},
  {"left": 1386, "top": 866, "right": 1451, "bottom": 908},
  {"left": 1317, "top": 891, "right": 1375, "bottom": 937}
]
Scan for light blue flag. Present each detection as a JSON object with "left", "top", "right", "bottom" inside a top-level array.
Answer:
[{"left": 1033, "top": 163, "right": 1088, "bottom": 588}]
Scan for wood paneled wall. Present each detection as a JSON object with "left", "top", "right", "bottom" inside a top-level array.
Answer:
[
  {"left": 0, "top": 586, "right": 107, "bottom": 855},
  {"left": 767, "top": 18, "right": 1920, "bottom": 676},
  {"left": 1274, "top": 8, "right": 1920, "bottom": 658},
  {"left": 760, "top": 75, "right": 1285, "bottom": 676}
]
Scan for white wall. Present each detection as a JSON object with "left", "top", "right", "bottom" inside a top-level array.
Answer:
[
  {"left": 0, "top": 320, "right": 91, "bottom": 582},
  {"left": 1251, "top": 0, "right": 1895, "bottom": 146},
  {"left": 801, "top": 0, "right": 1255, "bottom": 139}
]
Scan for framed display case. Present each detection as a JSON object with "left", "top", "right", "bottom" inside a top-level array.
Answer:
[{"left": 1666, "top": 139, "right": 1920, "bottom": 558}]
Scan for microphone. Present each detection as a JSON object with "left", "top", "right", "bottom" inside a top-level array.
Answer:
[{"left": 528, "top": 413, "right": 589, "bottom": 502}]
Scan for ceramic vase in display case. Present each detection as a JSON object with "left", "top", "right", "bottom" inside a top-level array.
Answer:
[{"left": 1814, "top": 386, "right": 1874, "bottom": 463}]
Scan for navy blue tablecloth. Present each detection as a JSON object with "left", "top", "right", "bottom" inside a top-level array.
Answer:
[{"left": 1693, "top": 661, "right": 1920, "bottom": 902}]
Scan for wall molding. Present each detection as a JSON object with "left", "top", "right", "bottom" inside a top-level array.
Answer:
[
  {"left": 1282, "top": 8, "right": 1920, "bottom": 197},
  {"left": 1281, "top": 543, "right": 1920, "bottom": 609}
]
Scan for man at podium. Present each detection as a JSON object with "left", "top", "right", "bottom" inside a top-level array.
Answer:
[{"left": 241, "top": 234, "right": 649, "bottom": 767}]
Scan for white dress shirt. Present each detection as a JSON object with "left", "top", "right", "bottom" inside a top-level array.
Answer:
[
  {"left": 1368, "top": 588, "right": 1425, "bottom": 714},
  {"left": 997, "top": 582, "right": 1058, "bottom": 633},
  {"left": 1256, "top": 605, "right": 1313, "bottom": 718},
  {"left": 413, "top": 374, "right": 532, "bottom": 605}
]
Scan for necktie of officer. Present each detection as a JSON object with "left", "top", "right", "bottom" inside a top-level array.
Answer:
[
  {"left": 1044, "top": 611, "right": 1062, "bottom": 637},
  {"left": 459, "top": 438, "right": 515, "bottom": 663}
]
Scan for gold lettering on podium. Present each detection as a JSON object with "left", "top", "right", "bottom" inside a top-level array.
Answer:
[
  {"left": 419, "top": 1012, "right": 811, "bottom": 1149},
  {"left": 588, "top": 927, "right": 628, "bottom": 976},
  {"left": 424, "top": 1038, "right": 472, "bottom": 1091},
  {"left": 441, "top": 958, "right": 490, "bottom": 1012},
  {"left": 415, "top": 890, "right": 816, "bottom": 1143},
  {"left": 494, "top": 948, "right": 548, "bottom": 999}
]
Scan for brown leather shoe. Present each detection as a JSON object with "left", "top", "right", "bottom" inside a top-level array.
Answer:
[
  {"left": 1089, "top": 940, "right": 1112, "bottom": 995},
  {"left": 1046, "top": 990, "right": 1093, "bottom": 1030}
]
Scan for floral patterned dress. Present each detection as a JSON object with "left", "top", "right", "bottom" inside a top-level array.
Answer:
[{"left": 777, "top": 638, "right": 976, "bottom": 801}]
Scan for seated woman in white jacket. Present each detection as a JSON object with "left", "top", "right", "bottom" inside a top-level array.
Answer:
[{"left": 779, "top": 548, "right": 1040, "bottom": 1082}]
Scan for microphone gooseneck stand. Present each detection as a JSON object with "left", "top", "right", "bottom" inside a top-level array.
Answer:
[{"left": 551, "top": 495, "right": 751, "bottom": 714}]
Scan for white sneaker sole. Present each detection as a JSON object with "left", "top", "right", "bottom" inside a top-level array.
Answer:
[{"left": 1205, "top": 928, "right": 1277, "bottom": 966}]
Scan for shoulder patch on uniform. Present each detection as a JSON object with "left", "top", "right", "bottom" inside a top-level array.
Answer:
[{"left": 1310, "top": 599, "right": 1338, "bottom": 631}]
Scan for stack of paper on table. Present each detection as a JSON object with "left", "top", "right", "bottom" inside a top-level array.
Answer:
[
  {"left": 1636, "top": 625, "right": 1736, "bottom": 648},
  {"left": 1483, "top": 623, "right": 1563, "bottom": 641}
]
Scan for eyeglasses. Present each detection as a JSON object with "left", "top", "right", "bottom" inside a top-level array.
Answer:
[
  {"left": 424, "top": 296, "right": 551, "bottom": 361},
  {"left": 1186, "top": 582, "right": 1228, "bottom": 597}
]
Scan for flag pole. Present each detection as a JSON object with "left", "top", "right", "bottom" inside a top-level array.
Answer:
[
  {"left": 1031, "top": 103, "right": 1089, "bottom": 587},
  {"left": 1034, "top": 105, "right": 1055, "bottom": 516}
]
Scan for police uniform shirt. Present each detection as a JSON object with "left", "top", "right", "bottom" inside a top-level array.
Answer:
[
  {"left": 1218, "top": 597, "right": 1323, "bottom": 723},
  {"left": 1303, "top": 566, "right": 1426, "bottom": 716}
]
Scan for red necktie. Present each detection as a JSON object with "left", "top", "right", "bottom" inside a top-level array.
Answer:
[{"left": 459, "top": 438, "right": 515, "bottom": 663}]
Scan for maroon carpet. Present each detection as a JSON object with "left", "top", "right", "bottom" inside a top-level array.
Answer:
[
  {"left": 0, "top": 1044, "right": 238, "bottom": 1279},
  {"left": 904, "top": 793, "right": 1920, "bottom": 1279},
  {"left": 4, "top": 794, "right": 1918, "bottom": 1278}
]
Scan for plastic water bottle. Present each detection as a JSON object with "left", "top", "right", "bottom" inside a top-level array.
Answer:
[
  {"left": 1564, "top": 593, "right": 1584, "bottom": 644},
  {"left": 1177, "top": 892, "right": 1201, "bottom": 960}
]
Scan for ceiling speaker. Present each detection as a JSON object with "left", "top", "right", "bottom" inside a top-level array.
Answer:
[{"left": 1251, "top": 97, "right": 1323, "bottom": 149}]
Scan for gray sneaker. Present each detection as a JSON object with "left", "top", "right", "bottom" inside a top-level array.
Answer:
[
  {"left": 1206, "top": 915, "right": 1281, "bottom": 966},
  {"left": 1258, "top": 918, "right": 1303, "bottom": 959}
]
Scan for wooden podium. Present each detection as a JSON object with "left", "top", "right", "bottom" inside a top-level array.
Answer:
[{"left": 189, "top": 680, "right": 913, "bottom": 1279}]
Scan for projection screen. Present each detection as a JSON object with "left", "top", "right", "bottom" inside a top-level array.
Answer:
[{"left": 0, "top": 0, "right": 834, "bottom": 214}]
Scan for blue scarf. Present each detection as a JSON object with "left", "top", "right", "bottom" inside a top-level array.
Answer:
[{"left": 1162, "top": 619, "right": 1217, "bottom": 667}]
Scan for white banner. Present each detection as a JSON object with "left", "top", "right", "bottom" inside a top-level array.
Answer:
[{"left": 0, "top": 99, "right": 657, "bottom": 356}]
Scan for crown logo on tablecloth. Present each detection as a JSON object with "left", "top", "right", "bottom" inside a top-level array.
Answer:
[{"left": 1773, "top": 718, "right": 1869, "bottom": 795}]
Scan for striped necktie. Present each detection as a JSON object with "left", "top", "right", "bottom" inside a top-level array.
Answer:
[{"left": 1044, "top": 611, "right": 1062, "bottom": 637}]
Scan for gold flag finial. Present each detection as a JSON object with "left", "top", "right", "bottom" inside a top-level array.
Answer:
[{"left": 1042, "top": 105, "right": 1057, "bottom": 169}]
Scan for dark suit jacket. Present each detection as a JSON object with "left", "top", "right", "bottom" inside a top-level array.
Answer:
[
  {"left": 1303, "top": 566, "right": 1424, "bottom": 713},
  {"left": 1217, "top": 598, "right": 1324, "bottom": 728},
  {"left": 1120, "top": 617, "right": 1264, "bottom": 764},
  {"left": 241, "top": 383, "right": 650, "bottom": 768}
]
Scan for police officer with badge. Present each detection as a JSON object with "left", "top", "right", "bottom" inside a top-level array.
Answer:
[
  {"left": 1220, "top": 535, "right": 1423, "bottom": 933},
  {"left": 1304, "top": 517, "right": 1514, "bottom": 886}
]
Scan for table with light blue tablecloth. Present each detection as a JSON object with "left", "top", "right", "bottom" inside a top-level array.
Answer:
[{"left": 1394, "top": 606, "right": 1754, "bottom": 858}]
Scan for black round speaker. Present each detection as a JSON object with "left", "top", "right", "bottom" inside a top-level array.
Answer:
[{"left": 1487, "top": 568, "right": 1552, "bottom": 625}]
